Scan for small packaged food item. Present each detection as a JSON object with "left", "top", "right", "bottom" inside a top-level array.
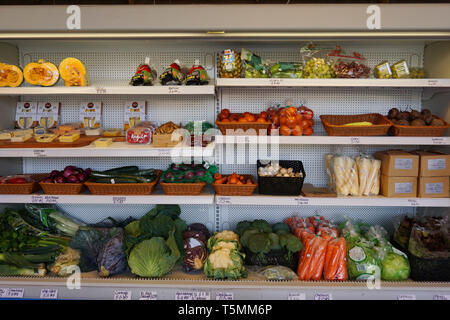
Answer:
[
  {"left": 104, "top": 128, "right": 122, "bottom": 137},
  {"left": 35, "top": 133, "right": 58, "bottom": 143},
  {"left": 37, "top": 101, "right": 60, "bottom": 128},
  {"left": 219, "top": 49, "right": 241, "bottom": 78},
  {"left": 259, "top": 265, "right": 298, "bottom": 281},
  {"left": 241, "top": 48, "right": 270, "bottom": 78},
  {"left": 185, "top": 59, "right": 209, "bottom": 85},
  {"left": 11, "top": 132, "right": 32, "bottom": 142},
  {"left": 58, "top": 123, "right": 80, "bottom": 135},
  {"left": 130, "top": 57, "right": 157, "bottom": 86},
  {"left": 0, "top": 130, "right": 12, "bottom": 140},
  {"left": 15, "top": 102, "right": 37, "bottom": 129},
  {"left": 391, "top": 60, "right": 410, "bottom": 79},
  {"left": 59, "top": 132, "right": 80, "bottom": 143},
  {"left": 374, "top": 61, "right": 392, "bottom": 79},
  {"left": 127, "top": 127, "right": 152, "bottom": 144},
  {"left": 124, "top": 101, "right": 146, "bottom": 131},
  {"left": 85, "top": 127, "right": 104, "bottom": 136},
  {"left": 153, "top": 121, "right": 182, "bottom": 147},
  {"left": 327, "top": 47, "right": 371, "bottom": 78},
  {"left": 94, "top": 137, "right": 113, "bottom": 147},
  {"left": 300, "top": 43, "right": 335, "bottom": 79},
  {"left": 80, "top": 101, "right": 102, "bottom": 128},
  {"left": 159, "top": 60, "right": 184, "bottom": 85},
  {"left": 270, "top": 62, "right": 303, "bottom": 78},
  {"left": 33, "top": 126, "right": 47, "bottom": 135}
]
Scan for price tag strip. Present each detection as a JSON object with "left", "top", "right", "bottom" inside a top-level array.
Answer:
[
  {"left": 33, "top": 149, "right": 47, "bottom": 157},
  {"left": 314, "top": 293, "right": 332, "bottom": 300},
  {"left": 114, "top": 290, "right": 132, "bottom": 300},
  {"left": 0, "top": 288, "right": 24, "bottom": 299},
  {"left": 40, "top": 288, "right": 58, "bottom": 299},
  {"left": 168, "top": 86, "right": 181, "bottom": 94},
  {"left": 175, "top": 291, "right": 210, "bottom": 300},
  {"left": 288, "top": 292, "right": 306, "bottom": 300},
  {"left": 113, "top": 196, "right": 127, "bottom": 204},
  {"left": 140, "top": 291, "right": 157, "bottom": 300},
  {"left": 217, "top": 196, "right": 232, "bottom": 205},
  {"left": 216, "top": 292, "right": 233, "bottom": 300},
  {"left": 397, "top": 294, "right": 416, "bottom": 300}
]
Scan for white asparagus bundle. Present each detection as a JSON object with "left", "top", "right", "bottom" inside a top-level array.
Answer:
[
  {"left": 367, "top": 159, "right": 381, "bottom": 196},
  {"left": 325, "top": 154, "right": 335, "bottom": 191},
  {"left": 356, "top": 156, "right": 382, "bottom": 196},
  {"left": 332, "top": 155, "right": 359, "bottom": 196}
]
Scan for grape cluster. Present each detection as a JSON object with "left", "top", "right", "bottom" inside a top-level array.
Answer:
[{"left": 303, "top": 58, "right": 335, "bottom": 78}]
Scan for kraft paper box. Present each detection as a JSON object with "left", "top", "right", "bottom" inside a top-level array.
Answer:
[
  {"left": 374, "top": 150, "right": 419, "bottom": 177},
  {"left": 410, "top": 150, "right": 450, "bottom": 177},
  {"left": 380, "top": 175, "right": 417, "bottom": 198},
  {"left": 418, "top": 176, "right": 449, "bottom": 198}
]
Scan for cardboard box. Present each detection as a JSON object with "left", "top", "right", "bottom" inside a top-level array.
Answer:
[
  {"left": 124, "top": 101, "right": 147, "bottom": 131},
  {"left": 37, "top": 101, "right": 61, "bottom": 129},
  {"left": 380, "top": 175, "right": 417, "bottom": 198},
  {"left": 418, "top": 176, "right": 449, "bottom": 198},
  {"left": 374, "top": 150, "right": 419, "bottom": 177},
  {"left": 80, "top": 101, "right": 102, "bottom": 128},
  {"left": 15, "top": 101, "right": 38, "bottom": 129},
  {"left": 411, "top": 151, "right": 450, "bottom": 177}
]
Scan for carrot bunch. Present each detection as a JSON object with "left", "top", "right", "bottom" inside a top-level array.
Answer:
[
  {"left": 284, "top": 215, "right": 347, "bottom": 281},
  {"left": 213, "top": 172, "right": 254, "bottom": 185}
]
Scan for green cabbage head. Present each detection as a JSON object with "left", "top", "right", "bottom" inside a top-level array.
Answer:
[
  {"left": 128, "top": 230, "right": 180, "bottom": 278},
  {"left": 381, "top": 252, "right": 410, "bottom": 281}
]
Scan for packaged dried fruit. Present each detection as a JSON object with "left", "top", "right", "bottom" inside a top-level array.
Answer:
[
  {"left": 185, "top": 59, "right": 209, "bottom": 85},
  {"left": 130, "top": 57, "right": 157, "bottom": 86},
  {"left": 159, "top": 59, "right": 184, "bottom": 85},
  {"left": 327, "top": 47, "right": 371, "bottom": 78},
  {"left": 374, "top": 61, "right": 392, "bottom": 79},
  {"left": 391, "top": 60, "right": 410, "bottom": 79},
  {"left": 219, "top": 49, "right": 241, "bottom": 78}
]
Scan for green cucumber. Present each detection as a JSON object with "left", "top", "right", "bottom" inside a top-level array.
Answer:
[
  {"left": 128, "top": 169, "right": 156, "bottom": 177},
  {"left": 91, "top": 172, "right": 155, "bottom": 183},
  {"left": 94, "top": 177, "right": 139, "bottom": 184},
  {"left": 102, "top": 166, "right": 139, "bottom": 175}
]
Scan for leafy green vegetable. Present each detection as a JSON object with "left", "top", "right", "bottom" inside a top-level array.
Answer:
[
  {"left": 272, "top": 223, "right": 290, "bottom": 235},
  {"left": 381, "top": 252, "right": 410, "bottom": 281},
  {"left": 124, "top": 220, "right": 140, "bottom": 237},
  {"left": 284, "top": 234, "right": 302, "bottom": 253},
  {"left": 268, "top": 233, "right": 281, "bottom": 251},
  {"left": 240, "top": 229, "right": 258, "bottom": 248},
  {"left": 236, "top": 221, "right": 252, "bottom": 237},
  {"left": 248, "top": 233, "right": 271, "bottom": 254},
  {"left": 250, "top": 220, "right": 272, "bottom": 233},
  {"left": 204, "top": 248, "right": 247, "bottom": 280},
  {"left": 128, "top": 230, "right": 180, "bottom": 278}
]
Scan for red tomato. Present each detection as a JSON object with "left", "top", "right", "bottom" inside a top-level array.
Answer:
[
  {"left": 295, "top": 113, "right": 303, "bottom": 124},
  {"left": 303, "top": 109, "right": 314, "bottom": 120},
  {"left": 307, "top": 119, "right": 315, "bottom": 127},
  {"left": 267, "top": 107, "right": 277, "bottom": 117},
  {"left": 221, "top": 108, "right": 230, "bottom": 116},
  {"left": 243, "top": 112, "right": 251, "bottom": 117},
  {"left": 259, "top": 111, "right": 268, "bottom": 120},
  {"left": 278, "top": 108, "right": 287, "bottom": 117},
  {"left": 229, "top": 114, "right": 239, "bottom": 122},
  {"left": 303, "top": 127, "right": 314, "bottom": 136},
  {"left": 286, "top": 117, "right": 297, "bottom": 129},
  {"left": 245, "top": 114, "right": 256, "bottom": 122},
  {"left": 291, "top": 125, "right": 303, "bottom": 136},
  {"left": 280, "top": 116, "right": 288, "bottom": 126},
  {"left": 256, "top": 117, "right": 267, "bottom": 123},
  {"left": 299, "top": 119, "right": 310, "bottom": 128},
  {"left": 286, "top": 106, "right": 297, "bottom": 117},
  {"left": 218, "top": 113, "right": 228, "bottom": 120}
]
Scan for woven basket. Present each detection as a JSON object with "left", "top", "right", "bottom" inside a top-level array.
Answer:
[
  {"left": 216, "top": 119, "right": 271, "bottom": 136},
  {"left": 85, "top": 170, "right": 161, "bottom": 195},
  {"left": 320, "top": 113, "right": 392, "bottom": 136},
  {"left": 160, "top": 181, "right": 206, "bottom": 195},
  {"left": 213, "top": 175, "right": 257, "bottom": 196},
  {"left": 0, "top": 174, "right": 46, "bottom": 194},
  {"left": 389, "top": 116, "right": 450, "bottom": 136},
  {"left": 39, "top": 180, "right": 84, "bottom": 195}
]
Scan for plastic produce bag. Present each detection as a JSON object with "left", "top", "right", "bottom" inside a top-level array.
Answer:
[
  {"left": 297, "top": 235, "right": 328, "bottom": 280},
  {"left": 356, "top": 155, "right": 381, "bottom": 196},
  {"left": 241, "top": 48, "right": 270, "bottom": 78},
  {"left": 300, "top": 43, "right": 335, "bottom": 79},
  {"left": 331, "top": 155, "right": 359, "bottom": 196},
  {"left": 259, "top": 265, "right": 298, "bottom": 281},
  {"left": 270, "top": 62, "right": 303, "bottom": 79},
  {"left": 327, "top": 46, "right": 370, "bottom": 78},
  {"left": 324, "top": 237, "right": 347, "bottom": 280}
]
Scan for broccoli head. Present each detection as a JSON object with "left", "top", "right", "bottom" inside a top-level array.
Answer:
[
  {"left": 272, "top": 222, "right": 290, "bottom": 235},
  {"left": 247, "top": 232, "right": 271, "bottom": 254},
  {"left": 236, "top": 221, "right": 252, "bottom": 237},
  {"left": 250, "top": 219, "right": 272, "bottom": 233}
]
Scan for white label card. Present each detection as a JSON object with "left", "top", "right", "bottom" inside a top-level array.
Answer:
[
  {"left": 0, "top": 288, "right": 24, "bottom": 298},
  {"left": 168, "top": 86, "right": 181, "bottom": 94},
  {"left": 31, "top": 195, "right": 44, "bottom": 203},
  {"left": 433, "top": 295, "right": 450, "bottom": 300},
  {"left": 158, "top": 149, "right": 172, "bottom": 157},
  {"left": 432, "top": 137, "right": 445, "bottom": 145},
  {"left": 44, "top": 195, "right": 59, "bottom": 204},
  {"left": 33, "top": 150, "right": 47, "bottom": 157},
  {"left": 269, "top": 79, "right": 283, "bottom": 86},
  {"left": 425, "top": 183, "right": 444, "bottom": 194},
  {"left": 112, "top": 196, "right": 127, "bottom": 204},
  {"left": 40, "top": 289, "right": 58, "bottom": 299},
  {"left": 395, "top": 158, "right": 413, "bottom": 170},
  {"left": 175, "top": 291, "right": 194, "bottom": 300},
  {"left": 96, "top": 87, "right": 107, "bottom": 94},
  {"left": 217, "top": 197, "right": 232, "bottom": 205},
  {"left": 216, "top": 292, "right": 234, "bottom": 300},
  {"left": 407, "top": 199, "right": 421, "bottom": 207},
  {"left": 288, "top": 293, "right": 306, "bottom": 300},
  {"left": 397, "top": 294, "right": 416, "bottom": 300},
  {"left": 427, "top": 79, "right": 438, "bottom": 86},
  {"left": 295, "top": 198, "right": 309, "bottom": 206},
  {"left": 350, "top": 137, "right": 361, "bottom": 144},
  {"left": 428, "top": 158, "right": 446, "bottom": 171},
  {"left": 314, "top": 293, "right": 332, "bottom": 300},
  {"left": 114, "top": 290, "right": 132, "bottom": 300},
  {"left": 394, "top": 182, "right": 412, "bottom": 194},
  {"left": 194, "top": 291, "right": 211, "bottom": 300},
  {"left": 140, "top": 291, "right": 157, "bottom": 300}
]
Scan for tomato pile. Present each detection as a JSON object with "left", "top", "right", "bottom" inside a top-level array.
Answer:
[
  {"left": 266, "top": 105, "right": 315, "bottom": 136},
  {"left": 217, "top": 109, "right": 270, "bottom": 124}
]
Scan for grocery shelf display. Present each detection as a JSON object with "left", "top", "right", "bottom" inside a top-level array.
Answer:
[{"left": 0, "top": 4, "right": 449, "bottom": 301}]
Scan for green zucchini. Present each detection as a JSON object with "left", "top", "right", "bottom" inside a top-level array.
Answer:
[
  {"left": 102, "top": 166, "right": 139, "bottom": 175},
  {"left": 91, "top": 171, "right": 155, "bottom": 183},
  {"left": 94, "top": 177, "right": 139, "bottom": 184},
  {"left": 128, "top": 169, "right": 156, "bottom": 177}
]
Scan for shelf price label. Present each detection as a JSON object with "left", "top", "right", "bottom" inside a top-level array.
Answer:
[
  {"left": 216, "top": 292, "right": 234, "bottom": 300},
  {"left": 193, "top": 291, "right": 211, "bottom": 300},
  {"left": 96, "top": 87, "right": 107, "bottom": 94},
  {"left": 397, "top": 294, "right": 416, "bottom": 300},
  {"left": 288, "top": 292, "right": 306, "bottom": 300},
  {"left": 407, "top": 199, "right": 421, "bottom": 207},
  {"left": 168, "top": 86, "right": 181, "bottom": 94},
  {"left": 269, "top": 79, "right": 283, "bottom": 86},
  {"left": 44, "top": 195, "right": 59, "bottom": 204},
  {"left": 40, "top": 288, "right": 58, "bottom": 299},
  {"left": 314, "top": 293, "right": 332, "bottom": 300},
  {"left": 295, "top": 197, "right": 309, "bottom": 206},
  {"left": 427, "top": 79, "right": 438, "bottom": 86},
  {"left": 112, "top": 196, "right": 127, "bottom": 204},
  {"left": 432, "top": 137, "right": 445, "bottom": 145},
  {"left": 157, "top": 149, "right": 172, "bottom": 157},
  {"left": 140, "top": 291, "right": 157, "bottom": 300},
  {"left": 433, "top": 295, "right": 450, "bottom": 300},
  {"left": 31, "top": 195, "right": 44, "bottom": 203},
  {"left": 175, "top": 291, "right": 194, "bottom": 300},
  {"left": 217, "top": 196, "right": 232, "bottom": 205},
  {"left": 0, "top": 288, "right": 24, "bottom": 299},
  {"left": 114, "top": 290, "right": 132, "bottom": 300},
  {"left": 350, "top": 137, "right": 361, "bottom": 144},
  {"left": 33, "top": 149, "right": 47, "bottom": 157}
]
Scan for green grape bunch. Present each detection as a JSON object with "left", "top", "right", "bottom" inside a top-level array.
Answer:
[{"left": 303, "top": 58, "right": 335, "bottom": 79}]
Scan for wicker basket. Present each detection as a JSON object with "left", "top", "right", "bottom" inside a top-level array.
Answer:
[
  {"left": 84, "top": 171, "right": 161, "bottom": 195},
  {"left": 216, "top": 119, "right": 271, "bottom": 136},
  {"left": 39, "top": 180, "right": 84, "bottom": 195},
  {"left": 320, "top": 113, "right": 392, "bottom": 136},
  {"left": 160, "top": 181, "right": 206, "bottom": 195},
  {"left": 0, "top": 174, "right": 46, "bottom": 194},
  {"left": 389, "top": 115, "right": 450, "bottom": 136},
  {"left": 152, "top": 134, "right": 183, "bottom": 147},
  {"left": 213, "top": 175, "right": 257, "bottom": 196}
]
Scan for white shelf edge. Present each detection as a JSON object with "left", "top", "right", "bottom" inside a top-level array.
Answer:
[
  {"left": 0, "top": 85, "right": 215, "bottom": 96},
  {"left": 214, "top": 136, "right": 450, "bottom": 145},
  {"left": 215, "top": 195, "right": 450, "bottom": 207},
  {"left": 215, "top": 78, "right": 450, "bottom": 88},
  {"left": 0, "top": 142, "right": 215, "bottom": 158}
]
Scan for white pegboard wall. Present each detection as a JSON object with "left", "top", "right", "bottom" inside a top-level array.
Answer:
[
  {"left": 56, "top": 204, "right": 216, "bottom": 234},
  {"left": 219, "top": 205, "right": 414, "bottom": 235}
]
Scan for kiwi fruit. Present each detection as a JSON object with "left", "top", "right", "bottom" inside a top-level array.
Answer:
[
  {"left": 424, "top": 114, "right": 433, "bottom": 125},
  {"left": 431, "top": 118, "right": 445, "bottom": 126},
  {"left": 396, "top": 119, "right": 410, "bottom": 126},
  {"left": 397, "top": 112, "right": 410, "bottom": 121},
  {"left": 410, "top": 119, "right": 426, "bottom": 126},
  {"left": 388, "top": 108, "right": 399, "bottom": 119},
  {"left": 410, "top": 110, "right": 422, "bottom": 120},
  {"left": 421, "top": 109, "right": 432, "bottom": 117}
]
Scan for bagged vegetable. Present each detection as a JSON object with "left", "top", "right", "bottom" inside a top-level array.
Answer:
[
  {"left": 129, "top": 57, "right": 157, "bottom": 86},
  {"left": 327, "top": 46, "right": 370, "bottom": 78},
  {"left": 159, "top": 59, "right": 184, "bottom": 85},
  {"left": 185, "top": 59, "right": 209, "bottom": 85},
  {"left": 331, "top": 155, "right": 359, "bottom": 196},
  {"left": 356, "top": 155, "right": 381, "bottom": 196},
  {"left": 297, "top": 235, "right": 328, "bottom": 280},
  {"left": 324, "top": 237, "right": 347, "bottom": 280},
  {"left": 270, "top": 62, "right": 303, "bottom": 79},
  {"left": 241, "top": 48, "right": 270, "bottom": 78},
  {"left": 300, "top": 43, "right": 335, "bottom": 78},
  {"left": 259, "top": 265, "right": 298, "bottom": 281},
  {"left": 408, "top": 215, "right": 449, "bottom": 259}
]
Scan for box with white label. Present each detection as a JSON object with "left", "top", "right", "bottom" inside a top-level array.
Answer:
[
  {"left": 380, "top": 175, "right": 417, "bottom": 198},
  {"left": 80, "top": 101, "right": 102, "bottom": 128},
  {"left": 411, "top": 151, "right": 450, "bottom": 177},
  {"left": 418, "top": 176, "right": 449, "bottom": 198},
  {"left": 374, "top": 150, "right": 419, "bottom": 177},
  {"left": 37, "top": 102, "right": 61, "bottom": 129},
  {"left": 124, "top": 101, "right": 147, "bottom": 131},
  {"left": 15, "top": 101, "right": 38, "bottom": 129}
]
